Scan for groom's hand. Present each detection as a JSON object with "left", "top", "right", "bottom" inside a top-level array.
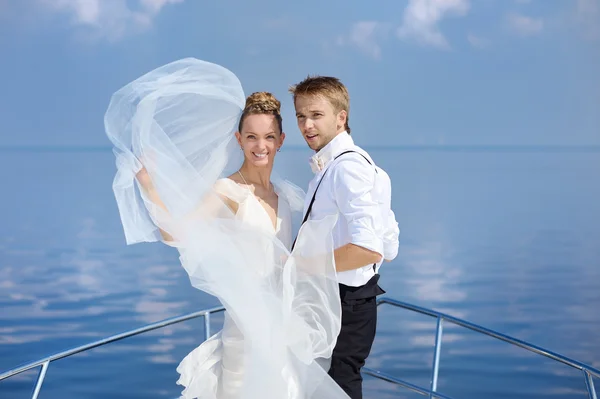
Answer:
[
  {"left": 334, "top": 243, "right": 382, "bottom": 272},
  {"left": 284, "top": 251, "right": 337, "bottom": 278}
]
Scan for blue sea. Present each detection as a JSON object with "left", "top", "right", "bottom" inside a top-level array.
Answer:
[{"left": 0, "top": 146, "right": 599, "bottom": 399}]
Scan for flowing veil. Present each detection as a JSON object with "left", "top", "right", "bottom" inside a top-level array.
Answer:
[{"left": 104, "top": 58, "right": 348, "bottom": 398}]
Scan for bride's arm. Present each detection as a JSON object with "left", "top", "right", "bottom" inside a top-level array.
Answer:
[
  {"left": 136, "top": 167, "right": 238, "bottom": 244},
  {"left": 188, "top": 189, "right": 238, "bottom": 221},
  {"left": 136, "top": 166, "right": 174, "bottom": 242}
]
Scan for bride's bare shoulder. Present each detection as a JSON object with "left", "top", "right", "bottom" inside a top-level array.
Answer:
[
  {"left": 213, "top": 177, "right": 242, "bottom": 213},
  {"left": 225, "top": 173, "right": 244, "bottom": 185},
  {"left": 215, "top": 175, "right": 241, "bottom": 188}
]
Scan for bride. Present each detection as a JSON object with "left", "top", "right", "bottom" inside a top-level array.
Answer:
[{"left": 104, "top": 58, "right": 349, "bottom": 398}]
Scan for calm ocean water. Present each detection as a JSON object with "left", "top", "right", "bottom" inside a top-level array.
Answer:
[{"left": 0, "top": 147, "right": 599, "bottom": 399}]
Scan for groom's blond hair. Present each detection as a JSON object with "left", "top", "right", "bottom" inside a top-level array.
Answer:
[{"left": 288, "top": 76, "right": 351, "bottom": 134}]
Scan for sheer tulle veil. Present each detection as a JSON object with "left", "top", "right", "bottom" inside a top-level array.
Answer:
[{"left": 104, "top": 58, "right": 348, "bottom": 398}]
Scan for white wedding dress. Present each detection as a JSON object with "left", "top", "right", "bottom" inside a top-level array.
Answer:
[
  {"left": 104, "top": 58, "right": 350, "bottom": 399},
  {"left": 176, "top": 177, "right": 295, "bottom": 398}
]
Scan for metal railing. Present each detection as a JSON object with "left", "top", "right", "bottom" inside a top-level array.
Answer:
[
  {"left": 0, "top": 305, "right": 225, "bottom": 399},
  {"left": 362, "top": 298, "right": 599, "bottom": 399},
  {"left": 1, "top": 298, "right": 598, "bottom": 399}
]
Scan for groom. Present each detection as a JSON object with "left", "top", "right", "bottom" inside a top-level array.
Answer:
[{"left": 289, "top": 76, "right": 399, "bottom": 398}]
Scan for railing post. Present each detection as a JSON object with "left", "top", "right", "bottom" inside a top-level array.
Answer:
[
  {"left": 584, "top": 370, "right": 598, "bottom": 399},
  {"left": 1, "top": 306, "right": 226, "bottom": 387},
  {"left": 30, "top": 361, "right": 49, "bottom": 399},
  {"left": 204, "top": 312, "right": 211, "bottom": 341},
  {"left": 430, "top": 317, "right": 444, "bottom": 398}
]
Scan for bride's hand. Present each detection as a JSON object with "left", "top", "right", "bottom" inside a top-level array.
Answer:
[
  {"left": 135, "top": 165, "right": 155, "bottom": 193},
  {"left": 134, "top": 163, "right": 174, "bottom": 241}
]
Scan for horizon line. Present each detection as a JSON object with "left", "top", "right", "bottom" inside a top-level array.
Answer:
[{"left": 1, "top": 144, "right": 600, "bottom": 153}]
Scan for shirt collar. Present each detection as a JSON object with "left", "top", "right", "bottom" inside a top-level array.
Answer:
[{"left": 309, "top": 131, "right": 354, "bottom": 174}]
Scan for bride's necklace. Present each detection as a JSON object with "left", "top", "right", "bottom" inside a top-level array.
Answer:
[{"left": 237, "top": 170, "right": 273, "bottom": 193}]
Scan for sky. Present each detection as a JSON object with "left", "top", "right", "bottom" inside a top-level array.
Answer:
[{"left": 0, "top": 0, "right": 598, "bottom": 148}]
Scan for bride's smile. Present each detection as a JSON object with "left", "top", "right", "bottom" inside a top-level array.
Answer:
[{"left": 235, "top": 112, "right": 285, "bottom": 170}]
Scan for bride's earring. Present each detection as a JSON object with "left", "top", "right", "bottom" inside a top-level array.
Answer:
[{"left": 277, "top": 148, "right": 281, "bottom": 152}]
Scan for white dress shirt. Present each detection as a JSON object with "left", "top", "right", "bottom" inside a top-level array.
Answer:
[{"left": 303, "top": 132, "right": 400, "bottom": 287}]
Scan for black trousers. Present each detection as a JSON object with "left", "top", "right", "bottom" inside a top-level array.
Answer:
[{"left": 328, "top": 275, "right": 385, "bottom": 399}]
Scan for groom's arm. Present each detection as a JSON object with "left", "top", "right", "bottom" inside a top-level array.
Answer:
[
  {"left": 331, "top": 157, "right": 384, "bottom": 272},
  {"left": 334, "top": 243, "right": 382, "bottom": 272}
]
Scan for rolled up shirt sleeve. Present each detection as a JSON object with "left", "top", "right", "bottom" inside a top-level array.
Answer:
[
  {"left": 331, "top": 156, "right": 384, "bottom": 257},
  {"left": 383, "top": 209, "right": 400, "bottom": 260}
]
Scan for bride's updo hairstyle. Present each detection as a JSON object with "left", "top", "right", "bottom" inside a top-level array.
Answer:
[{"left": 237, "top": 92, "right": 283, "bottom": 133}]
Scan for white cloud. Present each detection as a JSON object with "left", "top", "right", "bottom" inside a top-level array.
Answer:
[
  {"left": 506, "top": 13, "right": 544, "bottom": 36},
  {"left": 140, "top": 0, "right": 183, "bottom": 14},
  {"left": 397, "top": 0, "right": 470, "bottom": 49},
  {"left": 336, "top": 21, "right": 392, "bottom": 60},
  {"left": 467, "top": 33, "right": 490, "bottom": 49},
  {"left": 575, "top": 0, "right": 600, "bottom": 40},
  {"left": 38, "top": 0, "right": 184, "bottom": 41}
]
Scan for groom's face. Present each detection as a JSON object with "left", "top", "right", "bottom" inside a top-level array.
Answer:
[{"left": 294, "top": 95, "right": 344, "bottom": 152}]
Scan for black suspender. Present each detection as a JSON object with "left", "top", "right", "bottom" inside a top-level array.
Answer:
[{"left": 291, "top": 150, "right": 375, "bottom": 251}]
